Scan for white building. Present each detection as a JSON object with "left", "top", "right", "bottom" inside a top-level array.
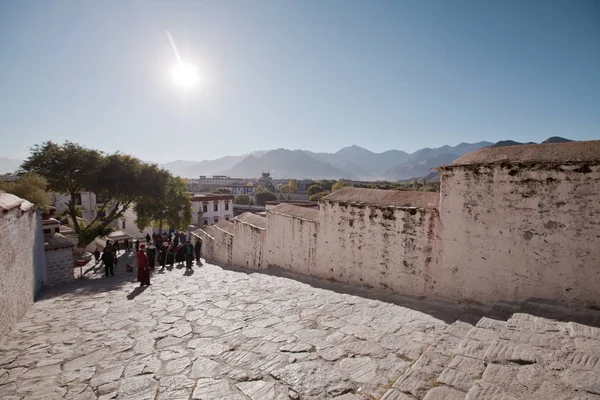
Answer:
[
  {"left": 197, "top": 175, "right": 244, "bottom": 186},
  {"left": 51, "top": 192, "right": 98, "bottom": 222},
  {"left": 191, "top": 194, "right": 234, "bottom": 226},
  {"left": 119, "top": 205, "right": 154, "bottom": 239}
]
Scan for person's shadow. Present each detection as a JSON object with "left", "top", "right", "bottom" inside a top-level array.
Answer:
[
  {"left": 184, "top": 268, "right": 194, "bottom": 277},
  {"left": 126, "top": 286, "right": 147, "bottom": 300}
]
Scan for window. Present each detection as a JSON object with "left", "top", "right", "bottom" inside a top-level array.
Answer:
[
  {"left": 122, "top": 220, "right": 126, "bottom": 229},
  {"left": 214, "top": 203, "right": 218, "bottom": 212},
  {"left": 225, "top": 217, "right": 229, "bottom": 221},
  {"left": 73, "top": 193, "right": 82, "bottom": 205},
  {"left": 203, "top": 219, "right": 209, "bottom": 226},
  {"left": 214, "top": 217, "right": 219, "bottom": 223},
  {"left": 43, "top": 228, "right": 51, "bottom": 234},
  {"left": 202, "top": 204, "right": 208, "bottom": 213},
  {"left": 97, "top": 210, "right": 106, "bottom": 218},
  {"left": 225, "top": 202, "right": 229, "bottom": 211}
]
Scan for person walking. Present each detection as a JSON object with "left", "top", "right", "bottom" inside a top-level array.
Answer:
[
  {"left": 135, "top": 239, "right": 140, "bottom": 252},
  {"left": 94, "top": 249, "right": 101, "bottom": 264},
  {"left": 158, "top": 244, "right": 167, "bottom": 270},
  {"left": 101, "top": 247, "right": 115, "bottom": 277},
  {"left": 194, "top": 238, "right": 202, "bottom": 266},
  {"left": 145, "top": 233, "right": 151, "bottom": 244},
  {"left": 167, "top": 243, "right": 175, "bottom": 268},
  {"left": 137, "top": 244, "right": 151, "bottom": 286},
  {"left": 184, "top": 241, "right": 194, "bottom": 270},
  {"left": 180, "top": 232, "right": 186, "bottom": 245},
  {"left": 147, "top": 245, "right": 156, "bottom": 270},
  {"left": 176, "top": 243, "right": 185, "bottom": 266}
]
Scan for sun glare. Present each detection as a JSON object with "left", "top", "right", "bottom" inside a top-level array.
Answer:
[{"left": 171, "top": 62, "right": 200, "bottom": 89}]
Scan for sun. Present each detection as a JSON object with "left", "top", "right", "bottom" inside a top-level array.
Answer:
[{"left": 171, "top": 62, "right": 200, "bottom": 89}]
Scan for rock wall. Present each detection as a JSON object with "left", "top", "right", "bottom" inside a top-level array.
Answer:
[
  {"left": 439, "top": 163, "right": 600, "bottom": 306},
  {"left": 232, "top": 214, "right": 266, "bottom": 270},
  {"left": 316, "top": 201, "right": 442, "bottom": 296},
  {"left": 45, "top": 247, "right": 75, "bottom": 286},
  {"left": 0, "top": 195, "right": 39, "bottom": 336},
  {"left": 194, "top": 223, "right": 233, "bottom": 266},
  {"left": 263, "top": 209, "right": 319, "bottom": 276}
]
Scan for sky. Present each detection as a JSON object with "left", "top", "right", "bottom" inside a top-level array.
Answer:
[{"left": 0, "top": 0, "right": 598, "bottom": 163}]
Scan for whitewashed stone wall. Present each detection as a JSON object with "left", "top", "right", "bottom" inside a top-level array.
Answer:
[
  {"left": 263, "top": 210, "right": 319, "bottom": 276},
  {"left": 232, "top": 214, "right": 266, "bottom": 270},
  {"left": 194, "top": 223, "right": 234, "bottom": 265},
  {"left": 439, "top": 163, "right": 600, "bottom": 306},
  {"left": 0, "top": 195, "right": 38, "bottom": 336},
  {"left": 316, "top": 201, "right": 442, "bottom": 296},
  {"left": 45, "top": 247, "right": 74, "bottom": 286}
]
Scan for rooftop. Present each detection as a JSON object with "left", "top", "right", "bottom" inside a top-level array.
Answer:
[
  {"left": 235, "top": 212, "right": 267, "bottom": 229},
  {"left": 322, "top": 187, "right": 440, "bottom": 209},
  {"left": 215, "top": 220, "right": 235, "bottom": 234},
  {"left": 448, "top": 140, "right": 600, "bottom": 167},
  {"left": 191, "top": 193, "right": 234, "bottom": 201},
  {"left": 269, "top": 203, "right": 320, "bottom": 221},
  {"left": 0, "top": 191, "right": 34, "bottom": 213},
  {"left": 265, "top": 200, "right": 319, "bottom": 208}
]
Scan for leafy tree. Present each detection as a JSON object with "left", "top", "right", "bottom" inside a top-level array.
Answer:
[
  {"left": 234, "top": 194, "right": 251, "bottom": 205},
  {"left": 255, "top": 190, "right": 277, "bottom": 206},
  {"left": 279, "top": 184, "right": 290, "bottom": 193},
  {"left": 309, "top": 191, "right": 329, "bottom": 201},
  {"left": 134, "top": 175, "right": 192, "bottom": 233},
  {"left": 261, "top": 172, "right": 275, "bottom": 192},
  {"left": 288, "top": 179, "right": 298, "bottom": 194},
  {"left": 0, "top": 173, "right": 51, "bottom": 212},
  {"left": 22, "top": 141, "right": 170, "bottom": 247},
  {"left": 317, "top": 180, "right": 335, "bottom": 191},
  {"left": 332, "top": 181, "right": 346, "bottom": 192},
  {"left": 307, "top": 184, "right": 324, "bottom": 196},
  {"left": 213, "top": 188, "right": 232, "bottom": 194},
  {"left": 255, "top": 185, "right": 265, "bottom": 193}
]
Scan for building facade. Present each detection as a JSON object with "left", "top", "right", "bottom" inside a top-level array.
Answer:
[
  {"left": 52, "top": 192, "right": 98, "bottom": 222},
  {"left": 191, "top": 194, "right": 235, "bottom": 226}
]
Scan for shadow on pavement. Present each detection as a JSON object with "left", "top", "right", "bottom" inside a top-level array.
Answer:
[
  {"left": 216, "top": 262, "right": 600, "bottom": 328},
  {"left": 184, "top": 268, "right": 194, "bottom": 277},
  {"left": 126, "top": 285, "right": 148, "bottom": 300}
]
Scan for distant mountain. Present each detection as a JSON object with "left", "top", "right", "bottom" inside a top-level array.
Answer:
[
  {"left": 160, "top": 150, "right": 270, "bottom": 177},
  {"left": 0, "top": 158, "right": 22, "bottom": 174},
  {"left": 489, "top": 140, "right": 536, "bottom": 148},
  {"left": 542, "top": 136, "right": 574, "bottom": 144},
  {"left": 221, "top": 149, "right": 353, "bottom": 179}
]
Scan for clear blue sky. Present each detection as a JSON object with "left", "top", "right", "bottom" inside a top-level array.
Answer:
[{"left": 0, "top": 0, "right": 598, "bottom": 163}]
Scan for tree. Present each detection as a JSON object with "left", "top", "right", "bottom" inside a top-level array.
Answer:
[
  {"left": 332, "top": 181, "right": 346, "bottom": 192},
  {"left": 288, "top": 179, "right": 298, "bottom": 194},
  {"left": 255, "top": 185, "right": 265, "bottom": 193},
  {"left": 255, "top": 190, "right": 277, "bottom": 206},
  {"left": 134, "top": 175, "right": 192, "bottom": 233},
  {"left": 22, "top": 141, "right": 170, "bottom": 247},
  {"left": 261, "top": 172, "right": 275, "bottom": 192},
  {"left": 307, "top": 184, "right": 324, "bottom": 196},
  {"left": 278, "top": 184, "right": 290, "bottom": 193},
  {"left": 309, "top": 191, "right": 329, "bottom": 201},
  {"left": 213, "top": 188, "right": 232, "bottom": 194},
  {"left": 234, "top": 194, "right": 251, "bottom": 205},
  {"left": 317, "top": 180, "right": 335, "bottom": 191},
  {"left": 0, "top": 173, "right": 51, "bottom": 212}
]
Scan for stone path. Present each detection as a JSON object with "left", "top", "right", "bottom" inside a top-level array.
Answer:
[{"left": 1, "top": 259, "right": 600, "bottom": 400}]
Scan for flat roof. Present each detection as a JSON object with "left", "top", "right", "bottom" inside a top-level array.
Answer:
[
  {"left": 235, "top": 212, "right": 267, "bottom": 229},
  {"left": 191, "top": 194, "right": 234, "bottom": 201},
  {"left": 448, "top": 140, "right": 600, "bottom": 167},
  {"left": 322, "top": 187, "right": 440, "bottom": 209},
  {"left": 269, "top": 203, "right": 320, "bottom": 221}
]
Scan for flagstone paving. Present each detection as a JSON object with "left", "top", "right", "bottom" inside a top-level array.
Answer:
[{"left": 1, "top": 259, "right": 600, "bottom": 399}]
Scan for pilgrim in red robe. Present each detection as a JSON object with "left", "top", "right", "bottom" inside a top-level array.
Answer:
[{"left": 137, "top": 245, "right": 151, "bottom": 286}]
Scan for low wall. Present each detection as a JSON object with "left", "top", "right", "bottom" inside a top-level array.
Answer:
[
  {"left": 0, "top": 193, "right": 39, "bottom": 336},
  {"left": 439, "top": 163, "right": 600, "bottom": 306},
  {"left": 316, "top": 199, "right": 442, "bottom": 296},
  {"left": 194, "top": 222, "right": 234, "bottom": 265},
  {"left": 232, "top": 213, "right": 266, "bottom": 270},
  {"left": 45, "top": 234, "right": 75, "bottom": 286},
  {"left": 263, "top": 204, "right": 319, "bottom": 276}
]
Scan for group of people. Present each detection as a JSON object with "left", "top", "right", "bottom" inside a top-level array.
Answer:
[{"left": 93, "top": 230, "right": 203, "bottom": 287}]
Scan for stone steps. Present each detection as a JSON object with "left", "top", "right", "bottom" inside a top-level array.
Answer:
[{"left": 380, "top": 301, "right": 600, "bottom": 400}]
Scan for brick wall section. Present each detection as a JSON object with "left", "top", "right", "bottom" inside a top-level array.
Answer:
[
  {"left": 45, "top": 247, "right": 75, "bottom": 286},
  {"left": 0, "top": 195, "right": 38, "bottom": 336}
]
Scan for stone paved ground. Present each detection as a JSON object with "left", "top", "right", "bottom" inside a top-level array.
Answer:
[{"left": 1, "top": 257, "right": 600, "bottom": 400}]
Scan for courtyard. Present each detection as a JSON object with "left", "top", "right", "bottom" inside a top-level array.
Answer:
[{"left": 1, "top": 258, "right": 599, "bottom": 400}]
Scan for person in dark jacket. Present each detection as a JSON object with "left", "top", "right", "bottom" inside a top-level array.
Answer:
[
  {"left": 147, "top": 245, "right": 156, "bottom": 270},
  {"left": 194, "top": 238, "right": 202, "bottom": 265},
  {"left": 184, "top": 241, "right": 194, "bottom": 269},
  {"left": 158, "top": 245, "right": 167, "bottom": 270},
  {"left": 176, "top": 244, "right": 185, "bottom": 266},
  {"left": 134, "top": 239, "right": 140, "bottom": 252},
  {"left": 101, "top": 247, "right": 115, "bottom": 277},
  {"left": 167, "top": 244, "right": 175, "bottom": 268}
]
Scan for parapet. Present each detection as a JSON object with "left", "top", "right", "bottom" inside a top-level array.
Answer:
[
  {"left": 0, "top": 191, "right": 35, "bottom": 213},
  {"left": 235, "top": 212, "right": 267, "bottom": 229},
  {"left": 215, "top": 220, "right": 234, "bottom": 235},
  {"left": 268, "top": 203, "right": 320, "bottom": 222},
  {"left": 444, "top": 140, "right": 600, "bottom": 168},
  {"left": 322, "top": 187, "right": 440, "bottom": 210}
]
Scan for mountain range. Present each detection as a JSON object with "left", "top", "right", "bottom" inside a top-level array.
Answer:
[
  {"left": 159, "top": 137, "right": 574, "bottom": 181},
  {"left": 0, "top": 137, "right": 575, "bottom": 180}
]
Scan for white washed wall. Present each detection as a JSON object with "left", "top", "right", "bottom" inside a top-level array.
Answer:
[
  {"left": 232, "top": 220, "right": 265, "bottom": 269},
  {"left": 316, "top": 201, "right": 442, "bottom": 296},
  {"left": 0, "top": 204, "right": 38, "bottom": 335},
  {"left": 439, "top": 164, "right": 600, "bottom": 306},
  {"left": 263, "top": 211, "right": 319, "bottom": 275}
]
